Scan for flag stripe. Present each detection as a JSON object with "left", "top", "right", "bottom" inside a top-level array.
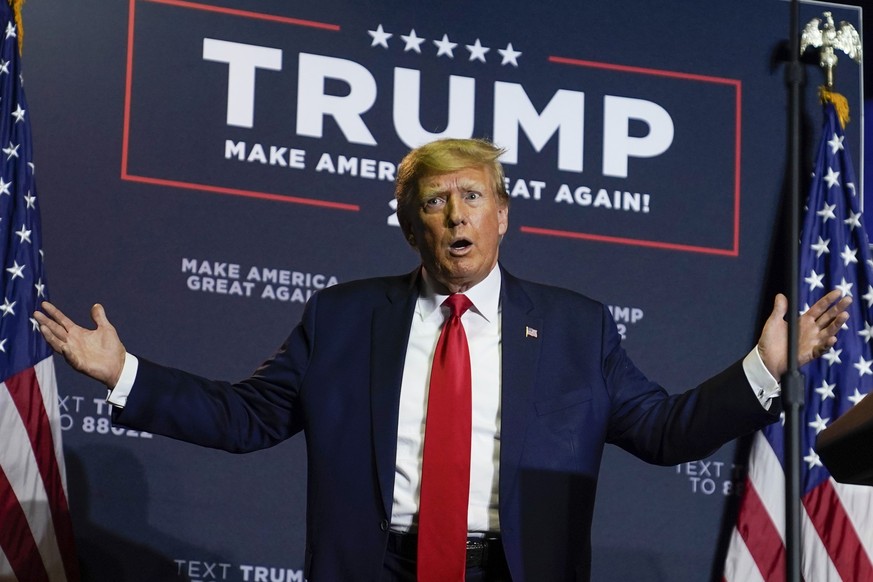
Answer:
[
  {"left": 5, "top": 362, "right": 76, "bottom": 582},
  {"left": 722, "top": 528, "right": 767, "bottom": 582},
  {"left": 746, "top": 434, "right": 786, "bottom": 539},
  {"left": 803, "top": 479, "right": 873, "bottom": 581},
  {"left": 832, "top": 481, "right": 873, "bottom": 562},
  {"left": 0, "top": 368, "right": 60, "bottom": 582},
  {"left": 734, "top": 478, "right": 785, "bottom": 581},
  {"left": 0, "top": 466, "right": 50, "bottom": 582},
  {"left": 799, "top": 502, "right": 842, "bottom": 582}
]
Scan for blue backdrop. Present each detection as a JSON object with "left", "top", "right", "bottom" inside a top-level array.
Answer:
[{"left": 22, "top": 0, "right": 864, "bottom": 580}]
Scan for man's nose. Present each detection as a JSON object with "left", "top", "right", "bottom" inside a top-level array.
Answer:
[{"left": 446, "top": 195, "right": 467, "bottom": 226}]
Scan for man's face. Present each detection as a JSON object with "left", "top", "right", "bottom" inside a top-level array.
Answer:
[{"left": 406, "top": 165, "right": 508, "bottom": 294}]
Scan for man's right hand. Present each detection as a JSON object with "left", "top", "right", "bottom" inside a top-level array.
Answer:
[{"left": 33, "top": 302, "right": 126, "bottom": 387}]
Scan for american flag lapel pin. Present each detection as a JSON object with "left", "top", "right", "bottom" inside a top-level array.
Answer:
[{"left": 525, "top": 326, "right": 538, "bottom": 338}]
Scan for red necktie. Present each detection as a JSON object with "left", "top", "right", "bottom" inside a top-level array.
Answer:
[{"left": 417, "top": 293, "right": 473, "bottom": 582}]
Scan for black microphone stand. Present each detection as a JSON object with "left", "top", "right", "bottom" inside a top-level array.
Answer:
[{"left": 783, "top": 0, "right": 804, "bottom": 580}]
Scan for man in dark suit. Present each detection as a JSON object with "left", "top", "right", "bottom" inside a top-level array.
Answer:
[{"left": 36, "top": 138, "right": 849, "bottom": 581}]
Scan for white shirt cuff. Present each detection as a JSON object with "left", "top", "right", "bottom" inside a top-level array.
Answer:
[
  {"left": 743, "top": 347, "right": 780, "bottom": 409},
  {"left": 106, "top": 352, "right": 139, "bottom": 409}
]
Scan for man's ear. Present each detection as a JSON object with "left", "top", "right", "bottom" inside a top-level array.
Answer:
[
  {"left": 497, "top": 203, "right": 509, "bottom": 237},
  {"left": 399, "top": 216, "right": 416, "bottom": 248}
]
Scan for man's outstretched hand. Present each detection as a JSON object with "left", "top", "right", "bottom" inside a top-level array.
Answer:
[
  {"left": 757, "top": 289, "right": 852, "bottom": 379},
  {"left": 33, "top": 301, "right": 126, "bottom": 387}
]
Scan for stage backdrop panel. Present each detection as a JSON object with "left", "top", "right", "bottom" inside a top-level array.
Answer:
[{"left": 22, "top": 0, "right": 863, "bottom": 580}]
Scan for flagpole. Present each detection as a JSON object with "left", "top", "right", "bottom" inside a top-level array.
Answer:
[{"left": 783, "top": 0, "right": 804, "bottom": 580}]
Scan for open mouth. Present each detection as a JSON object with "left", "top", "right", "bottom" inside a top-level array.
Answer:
[{"left": 450, "top": 239, "right": 472, "bottom": 251}]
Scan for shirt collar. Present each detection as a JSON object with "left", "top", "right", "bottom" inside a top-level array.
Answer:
[{"left": 417, "top": 264, "right": 502, "bottom": 324}]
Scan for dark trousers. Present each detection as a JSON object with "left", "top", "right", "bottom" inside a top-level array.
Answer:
[{"left": 382, "top": 533, "right": 512, "bottom": 581}]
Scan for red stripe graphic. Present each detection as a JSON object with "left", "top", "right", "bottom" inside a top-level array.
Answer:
[
  {"left": 803, "top": 479, "right": 873, "bottom": 582},
  {"left": 5, "top": 366, "right": 78, "bottom": 582},
  {"left": 518, "top": 225, "right": 740, "bottom": 256},
  {"left": 548, "top": 55, "right": 743, "bottom": 86},
  {"left": 142, "top": 0, "right": 341, "bottom": 31}
]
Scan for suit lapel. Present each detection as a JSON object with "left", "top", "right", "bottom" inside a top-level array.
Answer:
[
  {"left": 370, "top": 270, "right": 420, "bottom": 519},
  {"left": 498, "top": 269, "right": 542, "bottom": 507}
]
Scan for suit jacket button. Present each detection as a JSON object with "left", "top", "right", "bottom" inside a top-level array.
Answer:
[{"left": 380, "top": 519, "right": 389, "bottom": 531}]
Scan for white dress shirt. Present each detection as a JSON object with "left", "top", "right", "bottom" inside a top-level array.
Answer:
[{"left": 391, "top": 265, "right": 503, "bottom": 533}]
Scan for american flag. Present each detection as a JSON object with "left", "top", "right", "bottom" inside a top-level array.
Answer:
[
  {"left": 0, "top": 3, "right": 79, "bottom": 581},
  {"left": 723, "top": 101, "right": 873, "bottom": 581}
]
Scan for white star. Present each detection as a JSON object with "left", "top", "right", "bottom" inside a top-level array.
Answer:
[
  {"left": 855, "top": 356, "right": 873, "bottom": 377},
  {"left": 822, "top": 347, "right": 842, "bottom": 366},
  {"left": 4, "top": 22, "right": 15, "bottom": 40},
  {"left": 823, "top": 167, "right": 841, "bottom": 189},
  {"left": 433, "top": 34, "right": 458, "bottom": 58},
  {"left": 836, "top": 276, "right": 854, "bottom": 297},
  {"left": 497, "top": 42, "right": 522, "bottom": 66},
  {"left": 828, "top": 133, "right": 844, "bottom": 154},
  {"left": 27, "top": 161, "right": 33, "bottom": 174},
  {"left": 804, "top": 269, "right": 824, "bottom": 291},
  {"left": 804, "top": 448, "right": 823, "bottom": 469},
  {"left": 14, "top": 224, "right": 30, "bottom": 244},
  {"left": 3, "top": 141, "right": 18, "bottom": 160},
  {"left": 799, "top": 303, "right": 810, "bottom": 316},
  {"left": 23, "top": 191, "right": 35, "bottom": 208},
  {"left": 864, "top": 286, "right": 873, "bottom": 309},
  {"left": 810, "top": 236, "right": 830, "bottom": 257},
  {"left": 808, "top": 413, "right": 830, "bottom": 434},
  {"left": 817, "top": 201, "right": 836, "bottom": 222},
  {"left": 34, "top": 278, "right": 44, "bottom": 298},
  {"left": 6, "top": 261, "right": 24, "bottom": 280},
  {"left": 0, "top": 177, "right": 11, "bottom": 196},
  {"left": 400, "top": 29, "right": 425, "bottom": 53},
  {"left": 29, "top": 316, "right": 38, "bottom": 332},
  {"left": 367, "top": 24, "right": 392, "bottom": 49},
  {"left": 815, "top": 379, "right": 836, "bottom": 400},
  {"left": 849, "top": 388, "right": 866, "bottom": 406},
  {"left": 465, "top": 38, "right": 490, "bottom": 62},
  {"left": 859, "top": 320, "right": 873, "bottom": 343},
  {"left": 0, "top": 297, "right": 14, "bottom": 316},
  {"left": 779, "top": 411, "right": 786, "bottom": 425},
  {"left": 0, "top": 59, "right": 9, "bottom": 75},
  {"left": 840, "top": 244, "right": 858, "bottom": 266},
  {"left": 847, "top": 182, "right": 857, "bottom": 197},
  {"left": 10, "top": 103, "right": 23, "bottom": 123},
  {"left": 844, "top": 210, "right": 862, "bottom": 230},
  {"left": 0, "top": 338, "right": 6, "bottom": 353}
]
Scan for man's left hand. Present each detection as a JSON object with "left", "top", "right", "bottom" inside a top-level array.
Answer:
[{"left": 757, "top": 289, "right": 851, "bottom": 379}]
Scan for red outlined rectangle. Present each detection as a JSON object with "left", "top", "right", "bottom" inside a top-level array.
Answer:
[
  {"left": 120, "top": 0, "right": 358, "bottom": 211},
  {"left": 517, "top": 55, "right": 743, "bottom": 256}
]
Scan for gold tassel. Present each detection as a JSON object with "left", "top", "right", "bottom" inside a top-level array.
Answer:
[
  {"left": 819, "top": 86, "right": 850, "bottom": 128},
  {"left": 8, "top": 0, "right": 22, "bottom": 55}
]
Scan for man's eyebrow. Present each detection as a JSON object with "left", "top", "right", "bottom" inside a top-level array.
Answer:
[
  {"left": 418, "top": 183, "right": 445, "bottom": 197},
  {"left": 420, "top": 180, "right": 485, "bottom": 193},
  {"left": 457, "top": 180, "right": 485, "bottom": 191},
  {"left": 417, "top": 179, "right": 489, "bottom": 201}
]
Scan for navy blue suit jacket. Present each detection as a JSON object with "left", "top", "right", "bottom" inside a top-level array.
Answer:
[{"left": 115, "top": 267, "right": 778, "bottom": 581}]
